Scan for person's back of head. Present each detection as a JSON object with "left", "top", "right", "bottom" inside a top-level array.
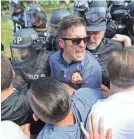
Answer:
[
  {"left": 107, "top": 46, "right": 134, "bottom": 88},
  {"left": 1, "top": 54, "right": 13, "bottom": 91},
  {"left": 57, "top": 15, "right": 86, "bottom": 38},
  {"left": 29, "top": 77, "right": 71, "bottom": 124}
]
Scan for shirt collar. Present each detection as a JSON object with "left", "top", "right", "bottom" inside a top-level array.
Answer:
[
  {"left": 108, "top": 91, "right": 134, "bottom": 103},
  {"left": 59, "top": 50, "right": 86, "bottom": 66}
]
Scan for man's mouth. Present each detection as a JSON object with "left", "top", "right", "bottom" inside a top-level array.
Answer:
[{"left": 76, "top": 50, "right": 84, "bottom": 57}]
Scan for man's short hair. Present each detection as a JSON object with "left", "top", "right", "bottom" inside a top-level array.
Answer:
[
  {"left": 1, "top": 54, "right": 13, "bottom": 91},
  {"left": 107, "top": 46, "right": 134, "bottom": 88},
  {"left": 29, "top": 77, "right": 71, "bottom": 123},
  {"left": 58, "top": 15, "right": 86, "bottom": 38}
]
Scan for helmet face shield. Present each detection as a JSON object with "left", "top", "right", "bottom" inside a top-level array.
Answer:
[
  {"left": 31, "top": 13, "right": 37, "bottom": 25},
  {"left": 25, "top": 4, "right": 47, "bottom": 28},
  {"left": 11, "top": 46, "right": 37, "bottom": 69},
  {"left": 24, "top": 10, "right": 37, "bottom": 27},
  {"left": 12, "top": 47, "right": 28, "bottom": 60}
]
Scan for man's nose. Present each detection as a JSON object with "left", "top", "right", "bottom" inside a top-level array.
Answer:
[
  {"left": 79, "top": 40, "right": 86, "bottom": 48},
  {"left": 90, "top": 35, "right": 96, "bottom": 42}
]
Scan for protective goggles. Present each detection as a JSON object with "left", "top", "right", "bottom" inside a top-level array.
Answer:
[{"left": 61, "top": 37, "right": 90, "bottom": 45}]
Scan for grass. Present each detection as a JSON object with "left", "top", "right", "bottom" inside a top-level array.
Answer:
[{"left": 1, "top": 18, "right": 13, "bottom": 58}]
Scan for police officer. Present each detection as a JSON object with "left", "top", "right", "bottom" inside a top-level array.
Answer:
[
  {"left": 105, "top": 0, "right": 127, "bottom": 38},
  {"left": 84, "top": 2, "right": 126, "bottom": 87},
  {"left": 46, "top": 9, "right": 72, "bottom": 51},
  {"left": 25, "top": 3, "right": 47, "bottom": 48},
  {"left": 10, "top": 28, "right": 51, "bottom": 88},
  {"left": 9, "top": 0, "right": 25, "bottom": 32}
]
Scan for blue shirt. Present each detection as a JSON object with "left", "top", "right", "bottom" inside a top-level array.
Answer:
[
  {"left": 50, "top": 50, "right": 102, "bottom": 89},
  {"left": 37, "top": 88, "right": 103, "bottom": 139}
]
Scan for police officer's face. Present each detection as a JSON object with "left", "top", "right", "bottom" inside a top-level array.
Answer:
[
  {"left": 59, "top": 25, "right": 87, "bottom": 63},
  {"left": 18, "top": 48, "right": 28, "bottom": 58},
  {"left": 86, "top": 29, "right": 105, "bottom": 50},
  {"left": 14, "top": 7, "right": 22, "bottom": 14},
  {"left": 31, "top": 16, "right": 43, "bottom": 27}
]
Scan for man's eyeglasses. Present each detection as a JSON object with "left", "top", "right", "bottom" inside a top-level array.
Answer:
[{"left": 61, "top": 37, "right": 90, "bottom": 45}]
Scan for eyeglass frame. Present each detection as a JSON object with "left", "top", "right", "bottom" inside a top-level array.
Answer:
[{"left": 61, "top": 37, "right": 90, "bottom": 45}]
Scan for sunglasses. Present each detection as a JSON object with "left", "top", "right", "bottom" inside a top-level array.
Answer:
[{"left": 61, "top": 37, "right": 90, "bottom": 45}]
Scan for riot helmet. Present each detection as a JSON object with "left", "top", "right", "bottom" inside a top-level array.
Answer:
[
  {"left": 125, "top": 2, "right": 134, "bottom": 40},
  {"left": 49, "top": 9, "right": 72, "bottom": 27},
  {"left": 25, "top": 3, "right": 47, "bottom": 28},
  {"left": 111, "top": 0, "right": 126, "bottom": 21},
  {"left": 85, "top": 0, "right": 108, "bottom": 32},
  {"left": 9, "top": 0, "right": 24, "bottom": 15},
  {"left": 10, "top": 28, "right": 43, "bottom": 69},
  {"left": 73, "top": 0, "right": 89, "bottom": 17}
]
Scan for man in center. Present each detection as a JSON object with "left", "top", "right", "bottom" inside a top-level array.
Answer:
[{"left": 49, "top": 15, "right": 102, "bottom": 89}]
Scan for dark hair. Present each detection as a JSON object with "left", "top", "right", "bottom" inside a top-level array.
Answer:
[
  {"left": 107, "top": 46, "right": 134, "bottom": 88},
  {"left": 1, "top": 54, "right": 13, "bottom": 91},
  {"left": 58, "top": 15, "right": 86, "bottom": 38},
  {"left": 29, "top": 77, "right": 71, "bottom": 123}
]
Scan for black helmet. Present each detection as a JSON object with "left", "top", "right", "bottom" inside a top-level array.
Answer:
[
  {"left": 74, "top": 0, "right": 88, "bottom": 11},
  {"left": 111, "top": 0, "right": 126, "bottom": 21},
  {"left": 49, "top": 9, "right": 72, "bottom": 27},
  {"left": 73, "top": 0, "right": 89, "bottom": 17},
  {"left": 85, "top": 0, "right": 108, "bottom": 32},
  {"left": 9, "top": 0, "right": 24, "bottom": 14},
  {"left": 25, "top": 3, "right": 47, "bottom": 28},
  {"left": 125, "top": 2, "right": 134, "bottom": 40},
  {"left": 10, "top": 28, "right": 42, "bottom": 71},
  {"left": 10, "top": 28, "right": 42, "bottom": 50}
]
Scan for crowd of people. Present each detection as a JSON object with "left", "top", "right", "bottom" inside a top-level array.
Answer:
[{"left": 1, "top": 0, "right": 134, "bottom": 139}]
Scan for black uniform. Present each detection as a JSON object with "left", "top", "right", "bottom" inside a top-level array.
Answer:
[
  {"left": 12, "top": 11, "right": 25, "bottom": 32},
  {"left": 1, "top": 89, "right": 33, "bottom": 125},
  {"left": 9, "top": 0, "right": 26, "bottom": 32},
  {"left": 10, "top": 28, "right": 52, "bottom": 88},
  {"left": 88, "top": 38, "right": 124, "bottom": 87}
]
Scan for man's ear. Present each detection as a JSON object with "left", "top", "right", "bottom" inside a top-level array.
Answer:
[
  {"left": 33, "top": 113, "right": 39, "bottom": 121},
  {"left": 58, "top": 39, "right": 64, "bottom": 49},
  {"left": 12, "top": 70, "right": 16, "bottom": 79}
]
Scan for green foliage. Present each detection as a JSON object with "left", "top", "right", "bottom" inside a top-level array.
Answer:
[
  {"left": 1, "top": 19, "right": 13, "bottom": 57},
  {"left": 1, "top": 1, "right": 9, "bottom": 10}
]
